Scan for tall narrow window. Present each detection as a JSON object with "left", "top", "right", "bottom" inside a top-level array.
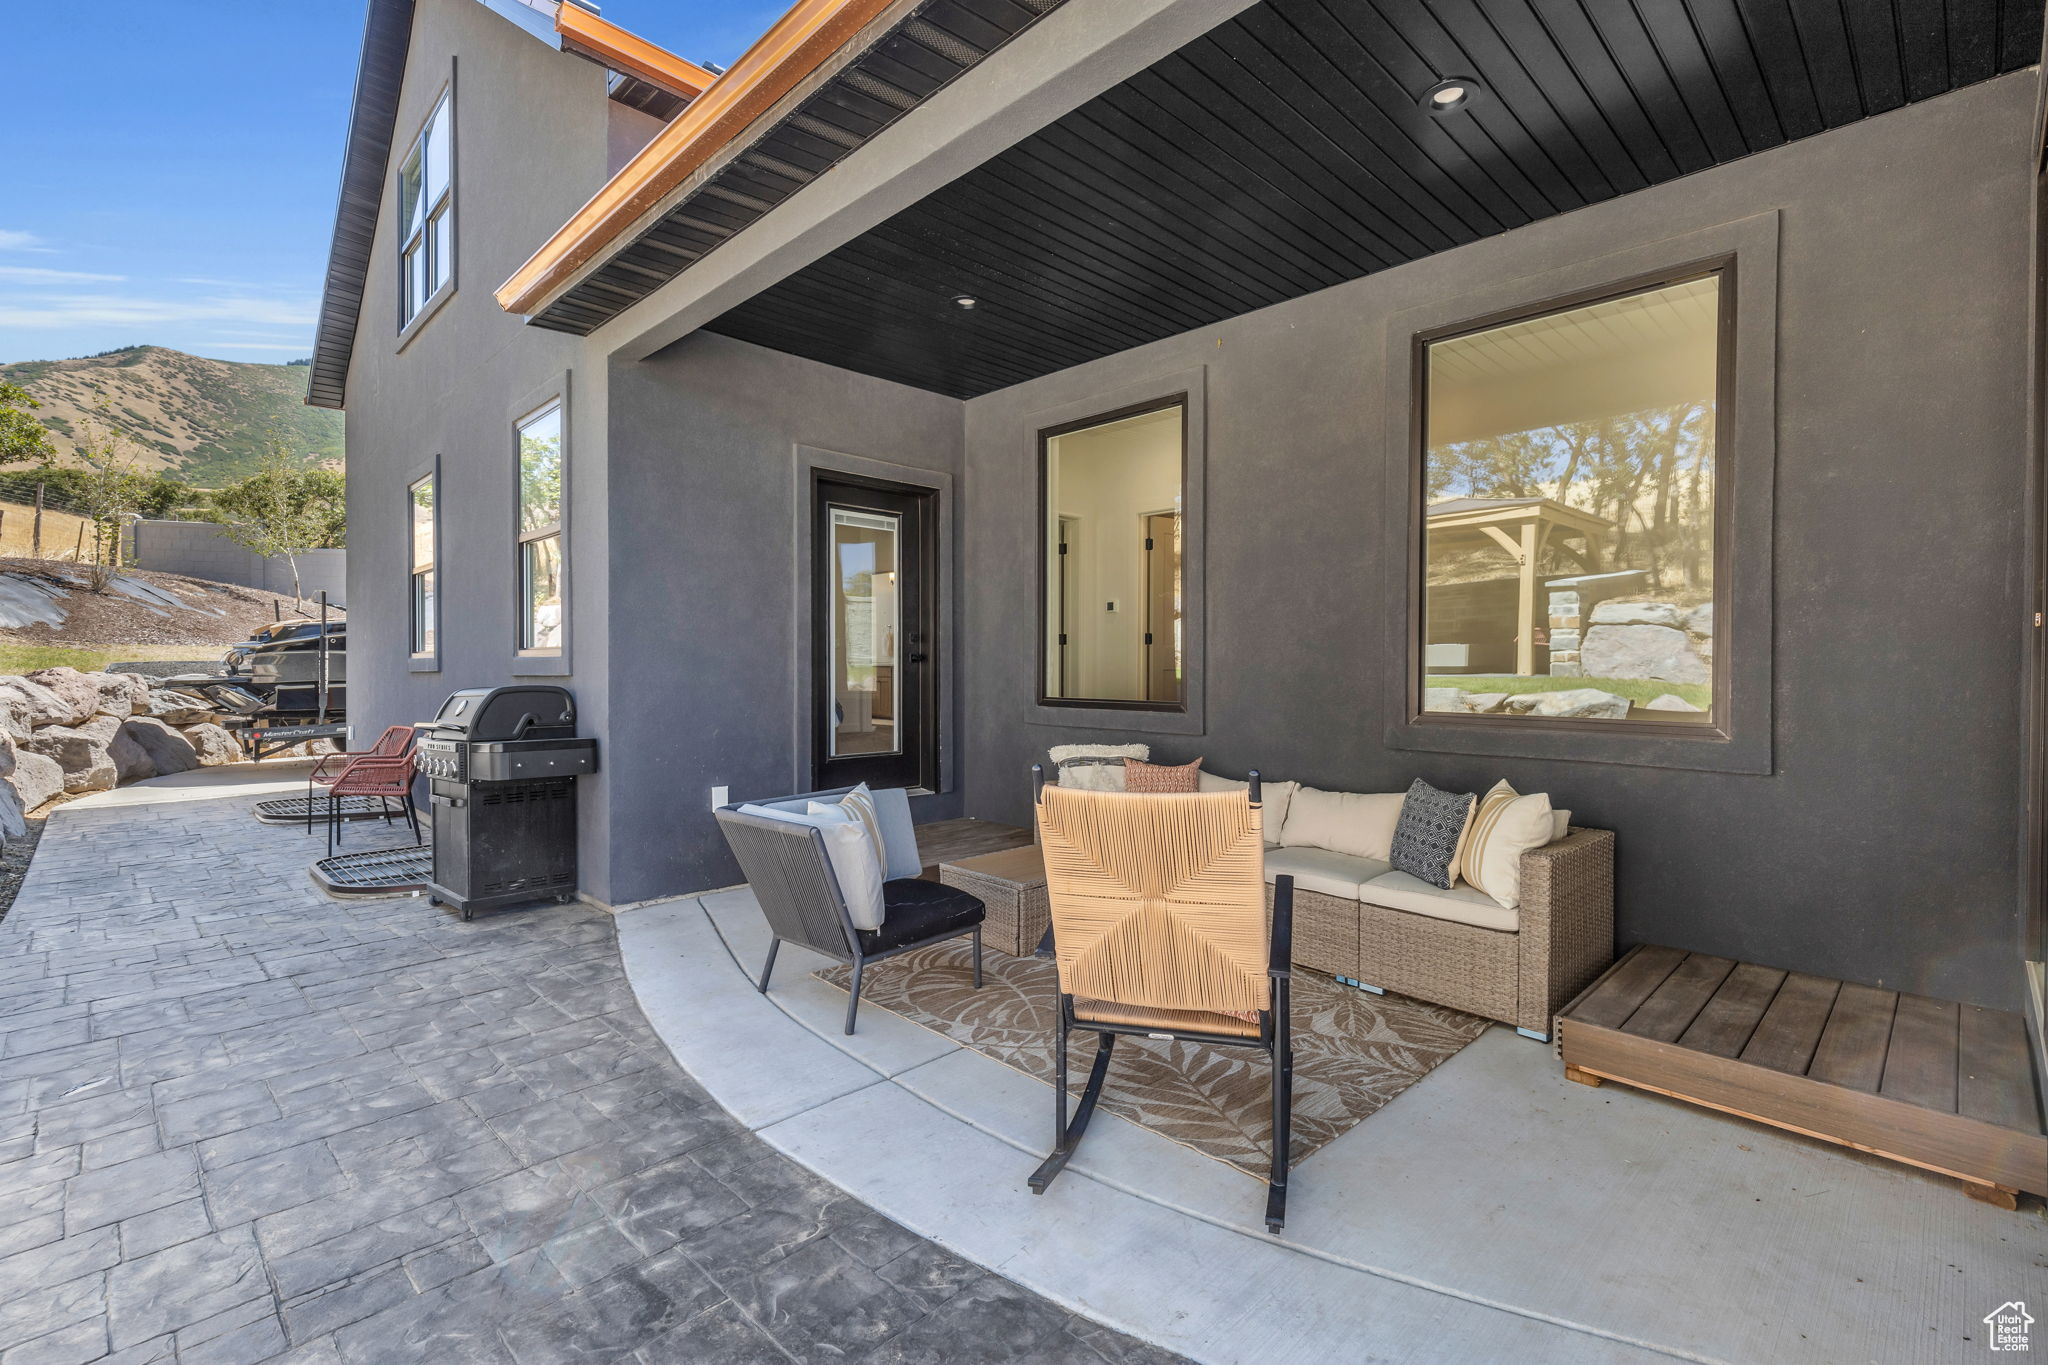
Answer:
[
  {"left": 1040, "top": 401, "right": 1186, "bottom": 707},
  {"left": 398, "top": 91, "right": 453, "bottom": 327},
  {"left": 1420, "top": 272, "right": 1723, "bottom": 725},
  {"left": 517, "top": 402, "right": 564, "bottom": 652},
  {"left": 408, "top": 473, "right": 436, "bottom": 656}
]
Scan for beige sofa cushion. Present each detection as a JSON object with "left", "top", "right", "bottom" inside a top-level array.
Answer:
[
  {"left": 1200, "top": 772, "right": 1295, "bottom": 845},
  {"left": 1280, "top": 785, "right": 1405, "bottom": 861},
  {"left": 1458, "top": 779, "right": 1556, "bottom": 910},
  {"left": 1263, "top": 846, "right": 1389, "bottom": 900},
  {"left": 1360, "top": 870, "right": 1518, "bottom": 933}
]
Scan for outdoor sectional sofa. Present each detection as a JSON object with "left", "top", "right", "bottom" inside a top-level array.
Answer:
[{"left": 1057, "top": 762, "right": 1615, "bottom": 1041}]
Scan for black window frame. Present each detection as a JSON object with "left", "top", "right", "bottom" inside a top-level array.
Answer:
[
  {"left": 1035, "top": 395, "right": 1191, "bottom": 714},
  {"left": 1409, "top": 259, "right": 1737, "bottom": 742}
]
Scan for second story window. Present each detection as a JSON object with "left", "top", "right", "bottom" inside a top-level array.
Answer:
[
  {"left": 409, "top": 473, "right": 436, "bottom": 656},
  {"left": 398, "top": 91, "right": 453, "bottom": 327},
  {"left": 517, "top": 402, "right": 564, "bottom": 653}
]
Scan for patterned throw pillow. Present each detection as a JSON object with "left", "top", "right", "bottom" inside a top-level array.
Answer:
[
  {"left": 1388, "top": 779, "right": 1477, "bottom": 890},
  {"left": 1124, "top": 757, "right": 1202, "bottom": 792}
]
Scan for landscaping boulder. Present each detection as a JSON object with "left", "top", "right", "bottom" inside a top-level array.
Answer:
[
  {"left": 178, "top": 723, "right": 245, "bottom": 767},
  {"left": 120, "top": 718, "right": 201, "bottom": 776},
  {"left": 22, "top": 668, "right": 102, "bottom": 726},
  {"left": 9, "top": 751, "right": 65, "bottom": 813},
  {"left": 1579, "top": 623, "right": 1711, "bottom": 685},
  {"left": 142, "top": 689, "right": 217, "bottom": 726},
  {"left": 1685, "top": 603, "right": 1714, "bottom": 638},
  {"left": 1463, "top": 693, "right": 1511, "bottom": 714},
  {"left": 1505, "top": 688, "right": 1631, "bottom": 720},
  {"left": 24, "top": 715, "right": 121, "bottom": 793},
  {"left": 90, "top": 671, "right": 151, "bottom": 718},
  {"left": 1422, "top": 687, "right": 1466, "bottom": 713},
  {"left": 0, "top": 676, "right": 76, "bottom": 733},
  {"left": 1588, "top": 601, "right": 1686, "bottom": 629},
  {"left": 0, "top": 785, "right": 23, "bottom": 842},
  {"left": 107, "top": 727, "right": 156, "bottom": 784},
  {"left": 1645, "top": 693, "right": 1703, "bottom": 712}
]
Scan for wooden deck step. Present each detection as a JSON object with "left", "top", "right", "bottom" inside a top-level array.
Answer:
[{"left": 1558, "top": 946, "right": 2047, "bottom": 1205}]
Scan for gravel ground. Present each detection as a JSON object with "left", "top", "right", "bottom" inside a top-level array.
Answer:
[{"left": 0, "top": 559, "right": 342, "bottom": 650}]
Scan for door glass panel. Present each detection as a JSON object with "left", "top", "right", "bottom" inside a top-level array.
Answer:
[{"left": 828, "top": 508, "right": 900, "bottom": 758}]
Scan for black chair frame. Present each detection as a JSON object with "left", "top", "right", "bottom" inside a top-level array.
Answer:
[
  {"left": 1026, "top": 768, "right": 1297, "bottom": 1233},
  {"left": 714, "top": 790, "right": 983, "bottom": 1035}
]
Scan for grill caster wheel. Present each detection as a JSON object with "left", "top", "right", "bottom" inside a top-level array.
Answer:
[
  {"left": 554, "top": 893, "right": 574, "bottom": 904},
  {"left": 426, "top": 896, "right": 442, "bottom": 908}
]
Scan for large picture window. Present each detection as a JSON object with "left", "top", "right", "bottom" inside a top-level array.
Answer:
[
  {"left": 408, "top": 473, "right": 436, "bottom": 656},
  {"left": 516, "top": 402, "right": 564, "bottom": 653},
  {"left": 1040, "top": 401, "right": 1185, "bottom": 708},
  {"left": 398, "top": 91, "right": 453, "bottom": 327},
  {"left": 1419, "top": 271, "right": 1724, "bottom": 727}
]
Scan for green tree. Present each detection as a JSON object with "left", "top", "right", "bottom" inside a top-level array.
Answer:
[
  {"left": 0, "top": 380, "right": 56, "bottom": 466},
  {"left": 209, "top": 435, "right": 347, "bottom": 604}
]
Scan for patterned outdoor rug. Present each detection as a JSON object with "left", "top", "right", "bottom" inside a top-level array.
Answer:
[{"left": 816, "top": 940, "right": 1490, "bottom": 1178}]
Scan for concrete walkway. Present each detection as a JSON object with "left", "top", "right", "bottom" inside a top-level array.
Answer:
[{"left": 0, "top": 765, "right": 1177, "bottom": 1365}]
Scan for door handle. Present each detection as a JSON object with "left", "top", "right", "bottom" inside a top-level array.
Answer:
[{"left": 908, "top": 653, "right": 928, "bottom": 663}]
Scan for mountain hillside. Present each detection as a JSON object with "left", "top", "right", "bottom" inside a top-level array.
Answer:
[{"left": 0, "top": 346, "right": 343, "bottom": 486}]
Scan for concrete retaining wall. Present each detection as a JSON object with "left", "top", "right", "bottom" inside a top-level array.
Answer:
[{"left": 129, "top": 520, "right": 346, "bottom": 605}]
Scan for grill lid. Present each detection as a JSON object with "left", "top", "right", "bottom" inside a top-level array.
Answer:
[{"left": 429, "top": 685, "right": 577, "bottom": 742}]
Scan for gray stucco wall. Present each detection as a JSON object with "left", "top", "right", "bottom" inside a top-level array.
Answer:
[
  {"left": 604, "top": 333, "right": 965, "bottom": 904},
  {"left": 130, "top": 520, "right": 346, "bottom": 603},
  {"left": 339, "top": 0, "right": 621, "bottom": 896},
  {"left": 958, "top": 72, "right": 2037, "bottom": 1011}
]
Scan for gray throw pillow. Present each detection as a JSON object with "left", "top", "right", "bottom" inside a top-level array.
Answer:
[{"left": 1388, "top": 779, "right": 1476, "bottom": 890}]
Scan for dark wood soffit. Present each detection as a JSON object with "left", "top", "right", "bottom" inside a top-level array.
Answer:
[
  {"left": 306, "top": 0, "right": 418, "bottom": 411},
  {"left": 524, "top": 0, "right": 1071, "bottom": 338},
  {"left": 700, "top": 0, "right": 2045, "bottom": 400}
]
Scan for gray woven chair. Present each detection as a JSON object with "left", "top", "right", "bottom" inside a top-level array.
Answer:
[{"left": 714, "top": 788, "right": 985, "bottom": 1034}]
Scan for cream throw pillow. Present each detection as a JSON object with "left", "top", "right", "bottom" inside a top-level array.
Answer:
[
  {"left": 1550, "top": 810, "right": 1572, "bottom": 842},
  {"left": 1280, "top": 785, "right": 1405, "bottom": 861},
  {"left": 1459, "top": 780, "right": 1557, "bottom": 910},
  {"left": 1198, "top": 772, "right": 1295, "bottom": 845}
]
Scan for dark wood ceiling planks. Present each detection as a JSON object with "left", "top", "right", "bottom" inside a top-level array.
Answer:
[{"left": 701, "top": 0, "right": 2044, "bottom": 399}]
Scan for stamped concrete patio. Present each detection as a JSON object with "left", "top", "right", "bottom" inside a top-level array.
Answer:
[{"left": 0, "top": 765, "right": 1176, "bottom": 1365}]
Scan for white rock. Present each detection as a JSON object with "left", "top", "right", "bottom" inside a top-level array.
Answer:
[
  {"left": 1645, "top": 694, "right": 1704, "bottom": 712},
  {"left": 1580, "top": 623, "right": 1712, "bottom": 685},
  {"left": 0, "top": 676, "right": 76, "bottom": 731},
  {"left": 9, "top": 751, "right": 64, "bottom": 812},
  {"left": 1588, "top": 600, "right": 1685, "bottom": 629},
  {"left": 143, "top": 689, "right": 218, "bottom": 726},
  {"left": 1422, "top": 687, "right": 1467, "bottom": 713},
  {"left": 1505, "top": 688, "right": 1631, "bottom": 720},
  {"left": 121, "top": 718, "right": 200, "bottom": 776},
  {"left": 1462, "top": 693, "right": 1511, "bottom": 713},
  {"left": 21, "top": 668, "right": 100, "bottom": 726},
  {"left": 0, "top": 783, "right": 23, "bottom": 841},
  {"left": 178, "top": 723, "right": 245, "bottom": 767},
  {"left": 1685, "top": 602, "right": 1714, "bottom": 637},
  {"left": 23, "top": 722, "right": 118, "bottom": 793},
  {"left": 90, "top": 672, "right": 151, "bottom": 718}
]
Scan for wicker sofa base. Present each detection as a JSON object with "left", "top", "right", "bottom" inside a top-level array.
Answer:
[{"left": 1266, "top": 827, "right": 1616, "bottom": 1036}]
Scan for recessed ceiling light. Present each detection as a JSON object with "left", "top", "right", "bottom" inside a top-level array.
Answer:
[
  {"left": 1422, "top": 77, "right": 1480, "bottom": 115},
  {"left": 952, "top": 294, "right": 978, "bottom": 309}
]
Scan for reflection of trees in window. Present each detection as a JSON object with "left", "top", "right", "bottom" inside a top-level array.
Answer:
[{"left": 1427, "top": 402, "right": 1715, "bottom": 603}]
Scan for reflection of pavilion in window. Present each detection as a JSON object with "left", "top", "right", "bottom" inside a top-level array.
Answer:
[{"left": 831, "top": 511, "right": 898, "bottom": 755}]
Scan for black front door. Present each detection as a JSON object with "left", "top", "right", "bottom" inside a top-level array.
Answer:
[{"left": 813, "top": 475, "right": 937, "bottom": 792}]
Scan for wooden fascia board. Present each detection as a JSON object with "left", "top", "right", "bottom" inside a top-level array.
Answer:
[
  {"left": 497, "top": 0, "right": 896, "bottom": 316},
  {"left": 557, "top": 4, "right": 716, "bottom": 101}
]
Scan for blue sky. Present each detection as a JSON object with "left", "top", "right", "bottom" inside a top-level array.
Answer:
[{"left": 0, "top": 1, "right": 790, "bottom": 367}]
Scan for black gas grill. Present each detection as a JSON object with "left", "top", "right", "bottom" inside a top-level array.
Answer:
[{"left": 417, "top": 685, "right": 597, "bottom": 919}]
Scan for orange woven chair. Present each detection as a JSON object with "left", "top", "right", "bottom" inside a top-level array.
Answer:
[
  {"left": 306, "top": 726, "right": 417, "bottom": 834},
  {"left": 1028, "top": 770, "right": 1297, "bottom": 1231}
]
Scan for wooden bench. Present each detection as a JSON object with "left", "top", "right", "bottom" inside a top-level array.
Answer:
[{"left": 1556, "top": 945, "right": 2046, "bottom": 1208}]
